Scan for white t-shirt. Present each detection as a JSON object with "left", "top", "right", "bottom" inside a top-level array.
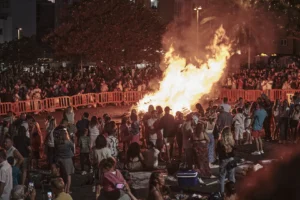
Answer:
[
  {"left": 143, "top": 148, "right": 160, "bottom": 169},
  {"left": 0, "top": 160, "right": 12, "bottom": 200},
  {"left": 220, "top": 103, "right": 231, "bottom": 113},
  {"left": 147, "top": 118, "right": 157, "bottom": 140},
  {"left": 21, "top": 121, "right": 30, "bottom": 138},
  {"left": 94, "top": 147, "right": 112, "bottom": 165}
]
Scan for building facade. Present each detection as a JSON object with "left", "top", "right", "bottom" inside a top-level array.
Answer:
[
  {"left": 37, "top": 0, "right": 55, "bottom": 41},
  {"left": 0, "top": 0, "right": 37, "bottom": 43}
]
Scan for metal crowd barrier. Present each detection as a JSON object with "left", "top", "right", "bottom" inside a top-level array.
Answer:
[{"left": 0, "top": 90, "right": 299, "bottom": 116}]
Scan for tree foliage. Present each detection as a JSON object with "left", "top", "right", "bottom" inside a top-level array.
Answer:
[
  {"left": 0, "top": 36, "right": 45, "bottom": 65},
  {"left": 197, "top": 0, "right": 300, "bottom": 53},
  {"left": 45, "top": 0, "right": 166, "bottom": 66}
]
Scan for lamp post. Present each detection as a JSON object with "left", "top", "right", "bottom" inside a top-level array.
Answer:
[
  {"left": 194, "top": 6, "right": 202, "bottom": 55},
  {"left": 17, "top": 28, "right": 22, "bottom": 40}
]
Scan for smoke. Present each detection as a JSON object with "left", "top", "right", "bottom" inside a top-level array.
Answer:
[{"left": 160, "top": 0, "right": 280, "bottom": 69}]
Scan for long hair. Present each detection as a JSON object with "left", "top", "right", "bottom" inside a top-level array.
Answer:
[
  {"left": 47, "top": 118, "right": 57, "bottom": 133},
  {"left": 149, "top": 172, "right": 161, "bottom": 191},
  {"left": 220, "top": 127, "right": 235, "bottom": 153},
  {"left": 90, "top": 116, "right": 98, "bottom": 128},
  {"left": 127, "top": 142, "right": 140, "bottom": 161}
]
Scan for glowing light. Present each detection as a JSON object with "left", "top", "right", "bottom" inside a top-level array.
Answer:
[{"left": 137, "top": 26, "right": 231, "bottom": 113}]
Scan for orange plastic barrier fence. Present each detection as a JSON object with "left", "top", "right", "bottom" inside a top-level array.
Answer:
[{"left": 0, "top": 90, "right": 299, "bottom": 116}]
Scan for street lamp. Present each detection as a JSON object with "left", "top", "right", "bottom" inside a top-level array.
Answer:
[
  {"left": 17, "top": 28, "right": 22, "bottom": 40},
  {"left": 194, "top": 6, "right": 202, "bottom": 55}
]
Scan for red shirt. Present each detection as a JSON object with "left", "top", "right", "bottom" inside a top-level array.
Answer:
[{"left": 101, "top": 169, "right": 126, "bottom": 192}]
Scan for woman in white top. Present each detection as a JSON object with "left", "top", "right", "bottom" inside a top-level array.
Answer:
[
  {"left": 89, "top": 116, "right": 101, "bottom": 149},
  {"left": 92, "top": 135, "right": 111, "bottom": 199},
  {"left": 199, "top": 117, "right": 216, "bottom": 168}
]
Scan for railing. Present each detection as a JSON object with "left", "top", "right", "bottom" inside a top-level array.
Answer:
[{"left": 0, "top": 89, "right": 299, "bottom": 116}]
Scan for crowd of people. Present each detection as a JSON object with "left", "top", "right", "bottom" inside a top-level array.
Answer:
[
  {"left": 0, "top": 90, "right": 298, "bottom": 200},
  {"left": 222, "top": 62, "right": 300, "bottom": 90},
  {"left": 0, "top": 64, "right": 162, "bottom": 103}
]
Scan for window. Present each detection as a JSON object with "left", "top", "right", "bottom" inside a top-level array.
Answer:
[
  {"left": 280, "top": 39, "right": 287, "bottom": 46},
  {"left": 150, "top": 0, "right": 158, "bottom": 8}
]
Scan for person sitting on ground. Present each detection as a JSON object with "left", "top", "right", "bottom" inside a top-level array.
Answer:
[
  {"left": 51, "top": 161, "right": 69, "bottom": 190},
  {"left": 224, "top": 181, "right": 238, "bottom": 200},
  {"left": 99, "top": 157, "right": 137, "bottom": 200},
  {"left": 11, "top": 185, "right": 36, "bottom": 200},
  {"left": 148, "top": 172, "right": 171, "bottom": 200},
  {"left": 50, "top": 178, "right": 73, "bottom": 200},
  {"left": 126, "top": 142, "right": 144, "bottom": 172},
  {"left": 143, "top": 141, "right": 160, "bottom": 170}
]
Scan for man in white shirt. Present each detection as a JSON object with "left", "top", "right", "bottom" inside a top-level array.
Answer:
[
  {"left": 220, "top": 97, "right": 231, "bottom": 113},
  {"left": 0, "top": 149, "right": 12, "bottom": 200},
  {"left": 147, "top": 110, "right": 158, "bottom": 145}
]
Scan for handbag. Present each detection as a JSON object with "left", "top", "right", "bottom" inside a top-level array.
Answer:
[{"left": 226, "top": 159, "right": 237, "bottom": 171}]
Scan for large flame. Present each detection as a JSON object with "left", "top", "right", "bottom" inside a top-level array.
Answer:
[{"left": 137, "top": 26, "right": 232, "bottom": 113}]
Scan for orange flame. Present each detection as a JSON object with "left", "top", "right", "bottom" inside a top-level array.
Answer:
[{"left": 137, "top": 26, "right": 232, "bottom": 113}]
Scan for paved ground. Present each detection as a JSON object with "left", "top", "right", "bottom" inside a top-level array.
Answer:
[{"left": 29, "top": 106, "right": 293, "bottom": 200}]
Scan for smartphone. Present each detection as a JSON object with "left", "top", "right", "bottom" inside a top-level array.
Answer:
[
  {"left": 47, "top": 192, "right": 52, "bottom": 200},
  {"left": 115, "top": 183, "right": 125, "bottom": 189},
  {"left": 28, "top": 182, "right": 34, "bottom": 192}
]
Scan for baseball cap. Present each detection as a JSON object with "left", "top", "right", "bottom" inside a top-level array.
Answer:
[{"left": 164, "top": 106, "right": 172, "bottom": 111}]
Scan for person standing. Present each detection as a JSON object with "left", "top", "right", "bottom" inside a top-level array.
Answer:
[
  {"left": 4, "top": 137, "right": 24, "bottom": 169},
  {"left": 79, "top": 129, "right": 91, "bottom": 175},
  {"left": 13, "top": 126, "right": 31, "bottom": 185},
  {"left": 251, "top": 103, "right": 268, "bottom": 155},
  {"left": 232, "top": 108, "right": 245, "bottom": 145},
  {"left": 44, "top": 117, "right": 56, "bottom": 169},
  {"left": 28, "top": 116, "right": 43, "bottom": 169},
  {"left": 54, "top": 129, "right": 74, "bottom": 194},
  {"left": 147, "top": 110, "right": 158, "bottom": 146},
  {"left": 89, "top": 116, "right": 101, "bottom": 149},
  {"left": 158, "top": 106, "right": 175, "bottom": 163},
  {"left": 220, "top": 97, "right": 231, "bottom": 113},
  {"left": 217, "top": 127, "right": 235, "bottom": 194},
  {"left": 76, "top": 112, "right": 89, "bottom": 142},
  {"left": 174, "top": 112, "right": 184, "bottom": 159},
  {"left": 279, "top": 100, "right": 290, "bottom": 144},
  {"left": 0, "top": 149, "right": 12, "bottom": 200}
]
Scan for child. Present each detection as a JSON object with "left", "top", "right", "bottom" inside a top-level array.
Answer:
[
  {"left": 79, "top": 128, "right": 91, "bottom": 175},
  {"left": 233, "top": 108, "right": 245, "bottom": 145},
  {"left": 244, "top": 102, "right": 252, "bottom": 145},
  {"left": 7, "top": 157, "right": 21, "bottom": 187}
]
